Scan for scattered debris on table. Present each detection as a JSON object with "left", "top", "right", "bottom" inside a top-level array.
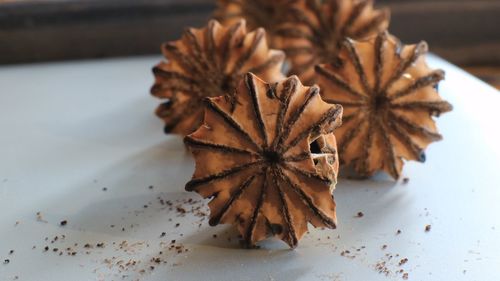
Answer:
[{"left": 3, "top": 186, "right": 430, "bottom": 281}]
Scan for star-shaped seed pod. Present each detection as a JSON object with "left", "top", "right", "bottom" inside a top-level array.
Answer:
[
  {"left": 275, "top": 0, "right": 390, "bottom": 84},
  {"left": 315, "top": 32, "right": 453, "bottom": 179},
  {"left": 151, "top": 19, "right": 285, "bottom": 135},
  {"left": 184, "top": 73, "right": 343, "bottom": 248},
  {"left": 214, "top": 0, "right": 297, "bottom": 48}
]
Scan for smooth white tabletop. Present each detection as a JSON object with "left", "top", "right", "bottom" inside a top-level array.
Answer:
[{"left": 0, "top": 55, "right": 499, "bottom": 281}]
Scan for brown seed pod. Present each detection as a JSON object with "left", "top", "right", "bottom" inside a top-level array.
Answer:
[
  {"left": 184, "top": 73, "right": 343, "bottom": 248},
  {"left": 275, "top": 0, "right": 390, "bottom": 84},
  {"left": 151, "top": 19, "right": 285, "bottom": 135},
  {"left": 214, "top": 0, "right": 298, "bottom": 48},
  {"left": 315, "top": 32, "right": 453, "bottom": 179}
]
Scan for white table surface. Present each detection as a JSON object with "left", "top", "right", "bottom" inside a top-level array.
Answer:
[{"left": 0, "top": 55, "right": 499, "bottom": 281}]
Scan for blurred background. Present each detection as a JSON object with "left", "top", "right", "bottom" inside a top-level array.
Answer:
[{"left": 0, "top": 0, "right": 499, "bottom": 88}]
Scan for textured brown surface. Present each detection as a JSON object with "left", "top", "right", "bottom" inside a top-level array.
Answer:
[
  {"left": 151, "top": 19, "right": 285, "bottom": 135},
  {"left": 214, "top": 0, "right": 297, "bottom": 48},
  {"left": 316, "top": 32, "right": 452, "bottom": 179},
  {"left": 275, "top": 0, "right": 390, "bottom": 84},
  {"left": 185, "top": 73, "right": 343, "bottom": 248}
]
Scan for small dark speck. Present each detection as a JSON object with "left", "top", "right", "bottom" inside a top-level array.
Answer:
[
  {"left": 419, "top": 152, "right": 426, "bottom": 162},
  {"left": 102, "top": 187, "right": 107, "bottom": 191},
  {"left": 60, "top": 220, "right": 68, "bottom": 226},
  {"left": 44, "top": 246, "right": 49, "bottom": 251},
  {"left": 149, "top": 185, "right": 154, "bottom": 189},
  {"left": 425, "top": 225, "right": 432, "bottom": 232},
  {"left": 3, "top": 259, "right": 9, "bottom": 264},
  {"left": 397, "top": 229, "right": 402, "bottom": 235},
  {"left": 212, "top": 234, "right": 217, "bottom": 238},
  {"left": 160, "top": 232, "right": 166, "bottom": 238},
  {"left": 175, "top": 223, "right": 180, "bottom": 227},
  {"left": 403, "top": 178, "right": 410, "bottom": 184},
  {"left": 356, "top": 212, "right": 364, "bottom": 218},
  {"left": 9, "top": 250, "right": 14, "bottom": 255}
]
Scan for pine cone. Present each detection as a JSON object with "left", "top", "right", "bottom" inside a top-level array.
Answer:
[
  {"left": 214, "top": 0, "right": 297, "bottom": 48},
  {"left": 276, "top": 0, "right": 390, "bottom": 84},
  {"left": 315, "top": 32, "right": 452, "bottom": 179},
  {"left": 151, "top": 19, "right": 285, "bottom": 135},
  {"left": 185, "top": 73, "right": 343, "bottom": 248}
]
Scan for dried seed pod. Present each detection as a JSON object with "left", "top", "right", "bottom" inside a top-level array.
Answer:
[
  {"left": 315, "top": 32, "right": 453, "bottom": 179},
  {"left": 185, "top": 73, "right": 343, "bottom": 248},
  {"left": 214, "top": 0, "right": 297, "bottom": 48},
  {"left": 151, "top": 19, "right": 285, "bottom": 135},
  {"left": 276, "top": 0, "right": 390, "bottom": 84}
]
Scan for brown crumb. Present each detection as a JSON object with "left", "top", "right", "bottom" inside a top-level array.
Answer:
[
  {"left": 398, "top": 258, "right": 408, "bottom": 266},
  {"left": 36, "top": 212, "right": 47, "bottom": 223},
  {"left": 402, "top": 272, "right": 409, "bottom": 280},
  {"left": 425, "top": 225, "right": 432, "bottom": 232},
  {"left": 60, "top": 220, "right": 68, "bottom": 226}
]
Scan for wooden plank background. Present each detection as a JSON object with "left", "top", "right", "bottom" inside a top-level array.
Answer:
[{"left": 0, "top": 0, "right": 499, "bottom": 65}]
